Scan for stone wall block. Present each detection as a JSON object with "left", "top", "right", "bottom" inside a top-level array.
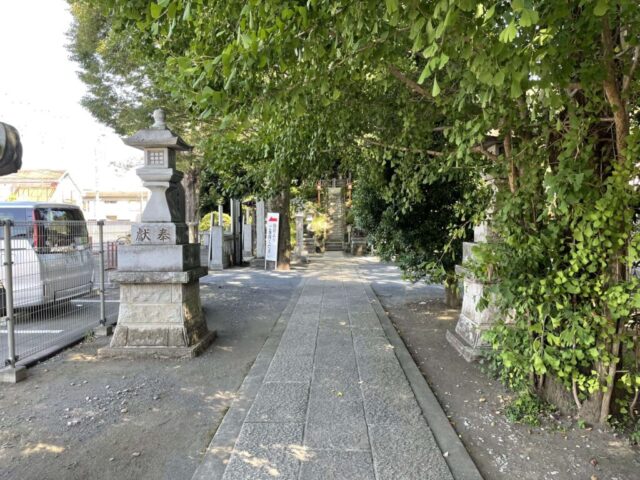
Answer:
[
  {"left": 111, "top": 325, "right": 129, "bottom": 346},
  {"left": 167, "top": 327, "right": 188, "bottom": 347},
  {"left": 171, "top": 284, "right": 183, "bottom": 303},
  {"left": 125, "top": 284, "right": 173, "bottom": 304},
  {"left": 455, "top": 315, "right": 489, "bottom": 348},
  {"left": 119, "top": 304, "right": 183, "bottom": 324},
  {"left": 127, "top": 327, "right": 169, "bottom": 347}
]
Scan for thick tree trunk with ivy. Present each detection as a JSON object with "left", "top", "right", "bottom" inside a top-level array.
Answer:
[
  {"left": 268, "top": 184, "right": 291, "bottom": 271},
  {"left": 586, "top": 16, "right": 635, "bottom": 426}
]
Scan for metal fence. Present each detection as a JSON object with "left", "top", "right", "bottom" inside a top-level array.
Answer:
[{"left": 1, "top": 220, "right": 126, "bottom": 371}]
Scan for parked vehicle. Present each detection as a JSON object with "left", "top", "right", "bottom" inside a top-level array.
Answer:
[{"left": 0, "top": 202, "right": 94, "bottom": 308}]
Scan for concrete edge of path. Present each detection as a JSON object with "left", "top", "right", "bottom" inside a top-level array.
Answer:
[
  {"left": 362, "top": 282, "right": 485, "bottom": 480},
  {"left": 191, "top": 276, "right": 307, "bottom": 480}
]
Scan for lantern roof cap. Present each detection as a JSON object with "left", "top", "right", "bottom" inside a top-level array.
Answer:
[{"left": 123, "top": 109, "right": 192, "bottom": 151}]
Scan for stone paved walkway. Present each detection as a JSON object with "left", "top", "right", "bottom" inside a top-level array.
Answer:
[{"left": 197, "top": 253, "right": 461, "bottom": 479}]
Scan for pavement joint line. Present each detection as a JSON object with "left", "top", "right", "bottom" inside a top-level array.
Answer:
[
  {"left": 350, "top": 277, "right": 381, "bottom": 480},
  {"left": 297, "top": 281, "right": 322, "bottom": 480},
  {"left": 190, "top": 275, "right": 307, "bottom": 480},
  {"left": 357, "top": 265, "right": 484, "bottom": 480}
]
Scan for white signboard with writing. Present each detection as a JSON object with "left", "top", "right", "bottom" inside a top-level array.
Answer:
[{"left": 265, "top": 212, "right": 280, "bottom": 264}]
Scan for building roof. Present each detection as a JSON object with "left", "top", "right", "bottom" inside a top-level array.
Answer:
[
  {"left": 83, "top": 190, "right": 148, "bottom": 200},
  {"left": 0, "top": 169, "right": 66, "bottom": 183}
]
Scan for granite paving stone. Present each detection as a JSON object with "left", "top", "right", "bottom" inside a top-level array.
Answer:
[
  {"left": 298, "top": 450, "right": 376, "bottom": 480},
  {"left": 245, "top": 382, "right": 309, "bottom": 423},
  {"left": 264, "top": 353, "right": 314, "bottom": 383},
  {"left": 222, "top": 422, "right": 305, "bottom": 480},
  {"left": 369, "top": 422, "right": 454, "bottom": 480},
  {"left": 361, "top": 382, "right": 423, "bottom": 425}
]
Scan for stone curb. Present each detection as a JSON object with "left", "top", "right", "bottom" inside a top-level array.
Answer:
[
  {"left": 361, "top": 279, "right": 484, "bottom": 480},
  {"left": 190, "top": 276, "right": 307, "bottom": 480}
]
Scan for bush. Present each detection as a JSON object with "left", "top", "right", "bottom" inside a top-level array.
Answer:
[
  {"left": 504, "top": 391, "right": 553, "bottom": 427},
  {"left": 199, "top": 212, "right": 231, "bottom": 231},
  {"left": 351, "top": 179, "right": 471, "bottom": 285}
]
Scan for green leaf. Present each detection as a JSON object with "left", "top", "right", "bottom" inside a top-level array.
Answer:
[
  {"left": 418, "top": 64, "right": 431, "bottom": 84},
  {"left": 183, "top": 2, "right": 191, "bottom": 20},
  {"left": 385, "top": 0, "right": 399, "bottom": 14},
  {"left": 499, "top": 21, "right": 517, "bottom": 43},
  {"left": 594, "top": 0, "right": 608, "bottom": 16},
  {"left": 519, "top": 9, "right": 539, "bottom": 27},
  {"left": 432, "top": 77, "right": 441, "bottom": 96},
  {"left": 150, "top": 3, "right": 163, "bottom": 19},
  {"left": 439, "top": 52, "right": 450, "bottom": 69},
  {"left": 512, "top": 0, "right": 525, "bottom": 11},
  {"left": 510, "top": 78, "right": 523, "bottom": 97}
]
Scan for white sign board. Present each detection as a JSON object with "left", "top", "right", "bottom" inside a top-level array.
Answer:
[{"left": 265, "top": 212, "right": 280, "bottom": 263}]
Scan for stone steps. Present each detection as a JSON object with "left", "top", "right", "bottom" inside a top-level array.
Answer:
[
  {"left": 324, "top": 183, "right": 346, "bottom": 252},
  {"left": 325, "top": 241, "right": 344, "bottom": 251}
]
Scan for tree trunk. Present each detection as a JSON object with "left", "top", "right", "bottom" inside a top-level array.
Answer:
[
  {"left": 268, "top": 184, "right": 291, "bottom": 271},
  {"left": 181, "top": 165, "right": 200, "bottom": 242},
  {"left": 182, "top": 166, "right": 200, "bottom": 223},
  {"left": 589, "top": 17, "right": 633, "bottom": 425}
]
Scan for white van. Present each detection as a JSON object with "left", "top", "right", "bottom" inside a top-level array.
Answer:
[{"left": 0, "top": 202, "right": 95, "bottom": 308}]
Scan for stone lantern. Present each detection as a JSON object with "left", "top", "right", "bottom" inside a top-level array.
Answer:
[{"left": 99, "top": 109, "right": 215, "bottom": 358}]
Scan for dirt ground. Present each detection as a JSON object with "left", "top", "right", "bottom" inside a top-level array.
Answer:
[
  {"left": 0, "top": 268, "right": 301, "bottom": 480},
  {"left": 362, "top": 260, "right": 640, "bottom": 480},
  {"left": 389, "top": 298, "right": 640, "bottom": 480}
]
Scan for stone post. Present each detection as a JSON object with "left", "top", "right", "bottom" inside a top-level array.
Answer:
[
  {"left": 242, "top": 220, "right": 253, "bottom": 259},
  {"left": 230, "top": 198, "right": 242, "bottom": 264},
  {"left": 209, "top": 226, "right": 227, "bottom": 270},
  {"left": 218, "top": 203, "right": 224, "bottom": 228},
  {"left": 99, "top": 109, "right": 215, "bottom": 359},
  {"left": 255, "top": 200, "right": 265, "bottom": 258},
  {"left": 294, "top": 211, "right": 307, "bottom": 263},
  {"left": 446, "top": 171, "right": 499, "bottom": 362}
]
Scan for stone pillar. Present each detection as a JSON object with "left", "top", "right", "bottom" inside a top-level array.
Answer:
[
  {"left": 242, "top": 222, "right": 253, "bottom": 258},
  {"left": 99, "top": 109, "right": 215, "bottom": 359},
  {"left": 230, "top": 199, "right": 242, "bottom": 264},
  {"left": 209, "top": 226, "right": 227, "bottom": 270},
  {"left": 255, "top": 200, "right": 265, "bottom": 258},
  {"left": 294, "top": 211, "right": 307, "bottom": 263},
  {"left": 217, "top": 203, "right": 224, "bottom": 228},
  {"left": 446, "top": 224, "right": 499, "bottom": 361},
  {"left": 446, "top": 171, "right": 499, "bottom": 362}
]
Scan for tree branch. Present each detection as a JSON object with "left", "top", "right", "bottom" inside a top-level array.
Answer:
[
  {"left": 388, "top": 64, "right": 431, "bottom": 99},
  {"left": 363, "top": 139, "right": 443, "bottom": 157},
  {"left": 601, "top": 16, "right": 630, "bottom": 163},
  {"left": 572, "top": 378, "right": 583, "bottom": 411},
  {"left": 470, "top": 145, "right": 498, "bottom": 162},
  {"left": 622, "top": 46, "right": 640, "bottom": 94}
]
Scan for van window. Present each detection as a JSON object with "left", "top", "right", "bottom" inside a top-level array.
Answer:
[
  {"left": 34, "top": 207, "right": 89, "bottom": 250},
  {"left": 0, "top": 208, "right": 29, "bottom": 238}
]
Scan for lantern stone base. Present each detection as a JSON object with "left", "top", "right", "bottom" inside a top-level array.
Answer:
[
  {"left": 98, "top": 268, "right": 214, "bottom": 359},
  {"left": 446, "top": 274, "right": 498, "bottom": 363}
]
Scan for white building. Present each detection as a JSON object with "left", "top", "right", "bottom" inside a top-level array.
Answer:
[
  {"left": 0, "top": 169, "right": 83, "bottom": 206},
  {"left": 82, "top": 190, "right": 149, "bottom": 222}
]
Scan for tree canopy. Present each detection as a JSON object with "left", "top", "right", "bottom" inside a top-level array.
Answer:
[{"left": 69, "top": 0, "right": 640, "bottom": 425}]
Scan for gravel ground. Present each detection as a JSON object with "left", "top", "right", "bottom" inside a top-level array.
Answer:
[
  {"left": 0, "top": 266, "right": 302, "bottom": 480},
  {"left": 357, "top": 257, "right": 640, "bottom": 480}
]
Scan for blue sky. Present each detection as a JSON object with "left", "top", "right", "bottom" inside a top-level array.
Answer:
[{"left": 0, "top": 0, "right": 142, "bottom": 190}]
